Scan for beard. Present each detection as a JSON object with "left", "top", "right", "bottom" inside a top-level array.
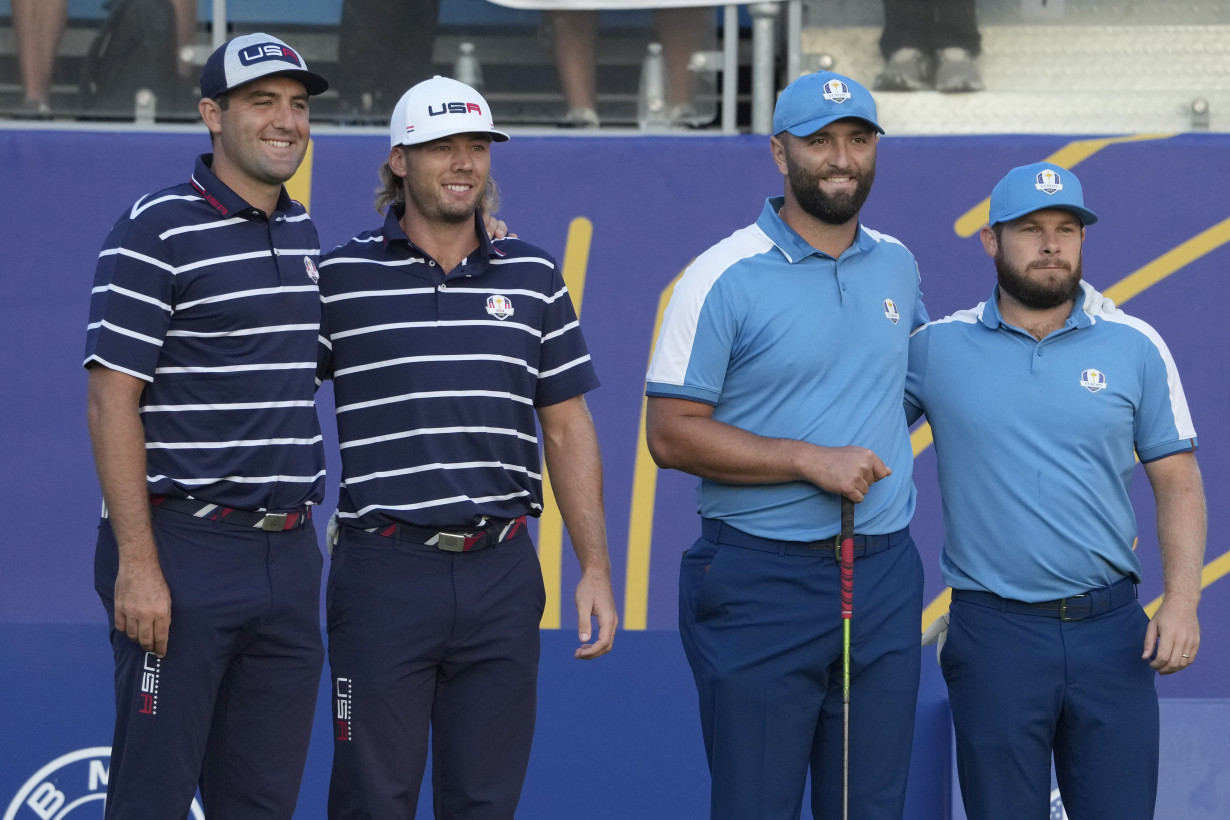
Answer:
[
  {"left": 402, "top": 176, "right": 485, "bottom": 225},
  {"left": 995, "top": 248, "right": 1083, "bottom": 309},
  {"left": 787, "top": 161, "right": 875, "bottom": 225}
]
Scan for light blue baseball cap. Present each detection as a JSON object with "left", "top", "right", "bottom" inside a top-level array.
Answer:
[
  {"left": 988, "top": 162, "right": 1099, "bottom": 226},
  {"left": 772, "top": 71, "right": 884, "bottom": 137}
]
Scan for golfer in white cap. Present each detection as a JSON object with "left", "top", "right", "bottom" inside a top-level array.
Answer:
[{"left": 317, "top": 76, "right": 618, "bottom": 819}]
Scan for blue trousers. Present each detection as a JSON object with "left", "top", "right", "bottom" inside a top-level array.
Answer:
[
  {"left": 679, "top": 523, "right": 923, "bottom": 820},
  {"left": 942, "top": 594, "right": 1159, "bottom": 820},
  {"left": 326, "top": 525, "right": 545, "bottom": 820},
  {"left": 94, "top": 509, "right": 324, "bottom": 820}
]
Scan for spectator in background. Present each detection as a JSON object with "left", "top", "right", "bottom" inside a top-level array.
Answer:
[
  {"left": 334, "top": 0, "right": 441, "bottom": 119},
  {"left": 874, "top": 0, "right": 984, "bottom": 93},
  {"left": 12, "top": 0, "right": 199, "bottom": 116},
  {"left": 546, "top": 6, "right": 712, "bottom": 129},
  {"left": 11, "top": 0, "right": 65, "bottom": 115}
]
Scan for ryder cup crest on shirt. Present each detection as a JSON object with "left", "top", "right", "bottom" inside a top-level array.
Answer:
[
  {"left": 883, "top": 298, "right": 900, "bottom": 324},
  {"left": 304, "top": 256, "right": 319, "bottom": 284},
  {"left": 200, "top": 32, "right": 329, "bottom": 98},
  {"left": 772, "top": 70, "right": 884, "bottom": 137},
  {"left": 486, "top": 294, "right": 515, "bottom": 320},
  {"left": 389, "top": 75, "right": 511, "bottom": 147},
  {"left": 1080, "top": 368, "right": 1107, "bottom": 392}
]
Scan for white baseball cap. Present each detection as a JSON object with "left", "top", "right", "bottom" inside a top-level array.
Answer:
[{"left": 389, "top": 76, "right": 510, "bottom": 148}]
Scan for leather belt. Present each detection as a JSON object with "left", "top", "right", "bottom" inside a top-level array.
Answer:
[
  {"left": 150, "top": 495, "right": 311, "bottom": 532},
  {"left": 365, "top": 516, "right": 527, "bottom": 553},
  {"left": 701, "top": 518, "right": 910, "bottom": 559},
  {"left": 952, "top": 576, "right": 1138, "bottom": 621}
]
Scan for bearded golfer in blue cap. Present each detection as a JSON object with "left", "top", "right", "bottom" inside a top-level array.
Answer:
[
  {"left": 906, "top": 162, "right": 1206, "bottom": 820},
  {"left": 646, "top": 70, "right": 928, "bottom": 820}
]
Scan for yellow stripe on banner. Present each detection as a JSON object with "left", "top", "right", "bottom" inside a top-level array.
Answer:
[
  {"left": 910, "top": 423, "right": 934, "bottom": 458},
  {"left": 1104, "top": 216, "right": 1230, "bottom": 306},
  {"left": 952, "top": 134, "right": 1175, "bottom": 238},
  {"left": 922, "top": 588, "right": 952, "bottom": 634},
  {"left": 1142, "top": 549, "right": 1230, "bottom": 618},
  {"left": 285, "top": 139, "right": 314, "bottom": 211},
  {"left": 624, "top": 270, "right": 686, "bottom": 630},
  {"left": 538, "top": 217, "right": 594, "bottom": 629}
]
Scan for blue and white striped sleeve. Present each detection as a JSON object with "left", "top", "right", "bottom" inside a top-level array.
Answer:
[
  {"left": 83, "top": 207, "right": 175, "bottom": 381},
  {"left": 1127, "top": 319, "right": 1198, "bottom": 462}
]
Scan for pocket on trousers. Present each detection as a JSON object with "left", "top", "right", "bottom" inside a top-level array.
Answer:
[
  {"left": 324, "top": 537, "right": 350, "bottom": 620},
  {"left": 94, "top": 520, "right": 118, "bottom": 600},
  {"left": 679, "top": 541, "right": 725, "bottom": 624}
]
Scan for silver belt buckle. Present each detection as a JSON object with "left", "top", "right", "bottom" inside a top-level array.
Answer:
[
  {"left": 437, "top": 532, "right": 466, "bottom": 552},
  {"left": 261, "top": 513, "right": 288, "bottom": 532}
]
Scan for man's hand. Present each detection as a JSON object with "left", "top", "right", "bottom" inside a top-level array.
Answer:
[
  {"left": 801, "top": 444, "right": 892, "bottom": 503},
  {"left": 482, "top": 214, "right": 513, "bottom": 239},
  {"left": 1143, "top": 597, "right": 1200, "bottom": 674},
  {"left": 114, "top": 547, "right": 172, "bottom": 657},
  {"left": 646, "top": 397, "right": 890, "bottom": 501},
  {"left": 574, "top": 571, "right": 617, "bottom": 659}
]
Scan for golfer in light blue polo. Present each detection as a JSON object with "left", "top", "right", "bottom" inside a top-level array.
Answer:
[
  {"left": 646, "top": 71, "right": 927, "bottom": 820},
  {"left": 906, "top": 162, "right": 1206, "bottom": 820}
]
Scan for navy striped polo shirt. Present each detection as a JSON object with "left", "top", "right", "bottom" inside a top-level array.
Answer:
[
  {"left": 318, "top": 206, "right": 599, "bottom": 530},
  {"left": 83, "top": 155, "right": 326, "bottom": 512}
]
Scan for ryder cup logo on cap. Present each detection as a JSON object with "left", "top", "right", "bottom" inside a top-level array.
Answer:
[
  {"left": 822, "top": 79, "right": 852, "bottom": 103},
  {"left": 773, "top": 71, "right": 884, "bottom": 138},
  {"left": 1035, "top": 168, "right": 1064, "bottom": 195},
  {"left": 390, "top": 76, "right": 511, "bottom": 148},
  {"left": 987, "top": 162, "right": 1099, "bottom": 226},
  {"left": 200, "top": 32, "right": 329, "bottom": 99}
]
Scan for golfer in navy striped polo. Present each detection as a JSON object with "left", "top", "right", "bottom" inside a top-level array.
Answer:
[
  {"left": 84, "top": 33, "right": 329, "bottom": 819},
  {"left": 318, "top": 76, "right": 618, "bottom": 819}
]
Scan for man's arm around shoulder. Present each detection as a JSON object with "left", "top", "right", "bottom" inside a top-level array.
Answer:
[
  {"left": 87, "top": 365, "right": 172, "bottom": 658},
  {"left": 537, "top": 395, "right": 617, "bottom": 659}
]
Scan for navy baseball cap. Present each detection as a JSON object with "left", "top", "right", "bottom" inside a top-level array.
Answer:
[
  {"left": 200, "top": 33, "right": 329, "bottom": 99},
  {"left": 773, "top": 71, "right": 884, "bottom": 137},
  {"left": 988, "top": 162, "right": 1099, "bottom": 226}
]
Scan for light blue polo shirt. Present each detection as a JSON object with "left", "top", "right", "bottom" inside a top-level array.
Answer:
[
  {"left": 646, "top": 197, "right": 927, "bottom": 540},
  {"left": 905, "top": 282, "right": 1198, "bottom": 601}
]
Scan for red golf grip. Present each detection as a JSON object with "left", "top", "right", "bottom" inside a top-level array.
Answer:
[{"left": 840, "top": 497, "right": 854, "bottom": 620}]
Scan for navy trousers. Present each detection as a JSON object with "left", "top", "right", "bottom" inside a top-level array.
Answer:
[
  {"left": 679, "top": 522, "right": 923, "bottom": 820},
  {"left": 942, "top": 593, "right": 1159, "bottom": 820},
  {"left": 326, "top": 525, "right": 545, "bottom": 820},
  {"left": 94, "top": 508, "right": 324, "bottom": 820}
]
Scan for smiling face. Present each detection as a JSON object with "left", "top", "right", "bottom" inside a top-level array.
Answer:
[
  {"left": 393, "top": 133, "right": 492, "bottom": 226},
  {"left": 200, "top": 75, "right": 310, "bottom": 210},
  {"left": 772, "top": 119, "right": 878, "bottom": 226},
  {"left": 986, "top": 208, "right": 1086, "bottom": 309}
]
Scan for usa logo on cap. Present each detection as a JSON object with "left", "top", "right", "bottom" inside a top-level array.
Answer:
[
  {"left": 822, "top": 79, "right": 852, "bottom": 103},
  {"left": 1035, "top": 169, "right": 1064, "bottom": 195},
  {"left": 238, "top": 42, "right": 304, "bottom": 69}
]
